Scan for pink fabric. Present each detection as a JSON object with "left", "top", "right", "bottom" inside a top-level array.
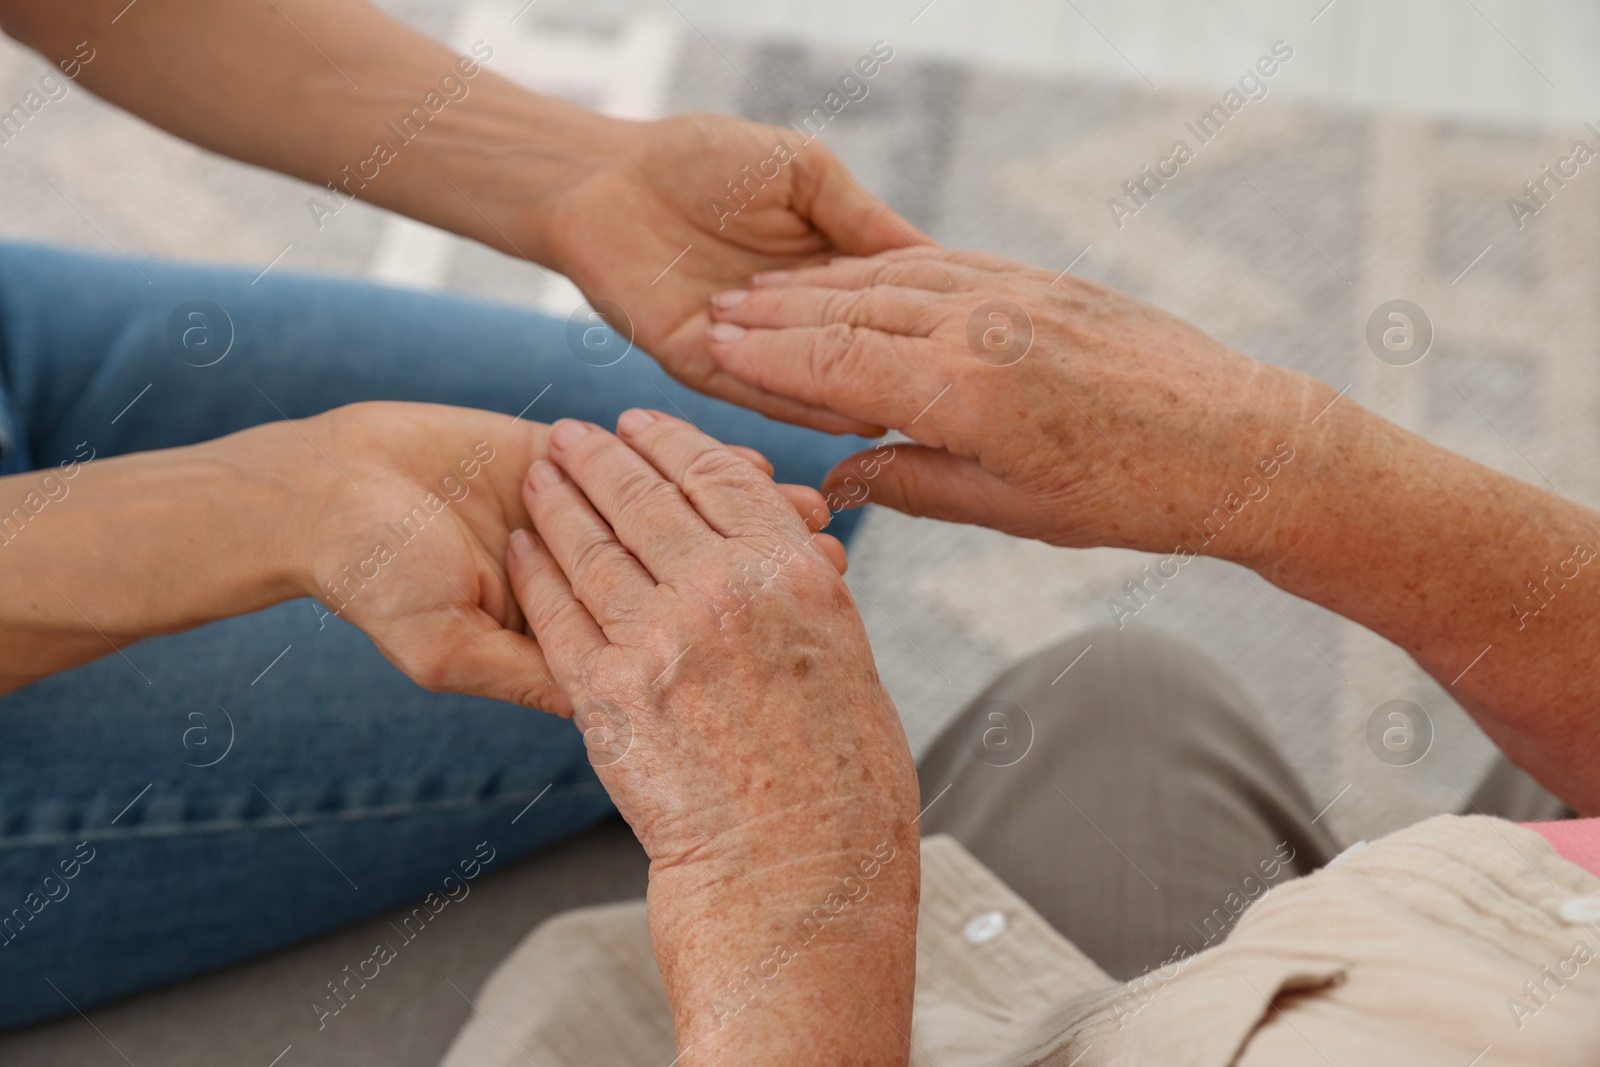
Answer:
[{"left": 1528, "top": 818, "right": 1600, "bottom": 878}]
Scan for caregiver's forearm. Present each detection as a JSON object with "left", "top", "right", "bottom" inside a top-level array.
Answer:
[
  {"left": 1245, "top": 394, "right": 1600, "bottom": 813},
  {"left": 0, "top": 428, "right": 303, "bottom": 693},
  {"left": 0, "top": 0, "right": 614, "bottom": 264}
]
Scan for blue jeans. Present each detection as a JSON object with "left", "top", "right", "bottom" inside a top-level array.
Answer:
[{"left": 0, "top": 242, "right": 867, "bottom": 1028}]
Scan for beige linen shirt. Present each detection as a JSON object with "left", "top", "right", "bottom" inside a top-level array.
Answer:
[{"left": 442, "top": 815, "right": 1600, "bottom": 1066}]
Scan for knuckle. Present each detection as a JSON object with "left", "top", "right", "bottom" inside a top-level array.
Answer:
[
  {"left": 529, "top": 592, "right": 580, "bottom": 639},
  {"left": 868, "top": 285, "right": 933, "bottom": 334},
  {"left": 568, "top": 530, "right": 622, "bottom": 580},
  {"left": 896, "top": 471, "right": 935, "bottom": 517},
  {"left": 610, "top": 466, "right": 680, "bottom": 515},
  {"left": 810, "top": 322, "right": 867, "bottom": 380},
  {"left": 504, "top": 680, "right": 549, "bottom": 710},
  {"left": 785, "top": 549, "right": 842, "bottom": 592},
  {"left": 883, "top": 260, "right": 938, "bottom": 286},
  {"left": 819, "top": 287, "right": 865, "bottom": 325},
  {"left": 682, "top": 445, "right": 749, "bottom": 488},
  {"left": 780, "top": 556, "right": 855, "bottom": 618},
  {"left": 531, "top": 598, "right": 595, "bottom": 655},
  {"left": 598, "top": 590, "right": 644, "bottom": 629}
]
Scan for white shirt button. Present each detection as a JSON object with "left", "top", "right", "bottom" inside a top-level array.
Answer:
[
  {"left": 1560, "top": 897, "right": 1600, "bottom": 924},
  {"left": 963, "top": 910, "right": 1007, "bottom": 944}
]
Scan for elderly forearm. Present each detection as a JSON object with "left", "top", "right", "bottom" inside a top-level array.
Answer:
[
  {"left": 708, "top": 254, "right": 1600, "bottom": 808},
  {"left": 0, "top": 427, "right": 304, "bottom": 693},
  {"left": 1242, "top": 391, "right": 1600, "bottom": 813},
  {"left": 0, "top": 0, "right": 611, "bottom": 263}
]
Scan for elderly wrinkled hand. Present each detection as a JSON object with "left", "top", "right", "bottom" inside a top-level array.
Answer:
[
  {"left": 503, "top": 411, "right": 920, "bottom": 1062},
  {"left": 704, "top": 246, "right": 1338, "bottom": 567}
]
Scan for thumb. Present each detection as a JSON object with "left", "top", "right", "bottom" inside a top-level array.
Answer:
[
  {"left": 438, "top": 627, "right": 576, "bottom": 717},
  {"left": 825, "top": 444, "right": 1043, "bottom": 536},
  {"left": 794, "top": 141, "right": 934, "bottom": 256}
]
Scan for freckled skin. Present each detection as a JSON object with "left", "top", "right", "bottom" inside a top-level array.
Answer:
[
  {"left": 507, "top": 414, "right": 919, "bottom": 1066},
  {"left": 709, "top": 244, "right": 1600, "bottom": 815}
]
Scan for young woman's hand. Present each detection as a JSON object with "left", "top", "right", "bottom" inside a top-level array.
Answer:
[
  {"left": 530, "top": 113, "right": 929, "bottom": 435},
  {"left": 0, "top": 400, "right": 839, "bottom": 707}
]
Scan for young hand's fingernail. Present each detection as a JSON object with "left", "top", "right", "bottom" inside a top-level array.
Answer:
[
  {"left": 528, "top": 460, "right": 563, "bottom": 490},
  {"left": 712, "top": 289, "right": 749, "bottom": 308},
  {"left": 616, "top": 408, "right": 656, "bottom": 436},
  {"left": 508, "top": 528, "right": 535, "bottom": 558},
  {"left": 708, "top": 322, "right": 746, "bottom": 343},
  {"left": 550, "top": 419, "right": 592, "bottom": 449},
  {"left": 752, "top": 271, "right": 791, "bottom": 287}
]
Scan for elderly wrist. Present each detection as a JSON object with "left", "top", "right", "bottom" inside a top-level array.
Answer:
[
  {"left": 651, "top": 827, "right": 919, "bottom": 1057},
  {"left": 645, "top": 786, "right": 918, "bottom": 940},
  {"left": 1121, "top": 362, "right": 1320, "bottom": 571},
  {"left": 1224, "top": 372, "right": 1385, "bottom": 576}
]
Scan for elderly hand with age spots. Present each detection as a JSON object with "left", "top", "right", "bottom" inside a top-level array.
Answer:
[
  {"left": 703, "top": 246, "right": 1335, "bottom": 567},
  {"left": 703, "top": 244, "right": 1600, "bottom": 818},
  {"left": 503, "top": 411, "right": 921, "bottom": 1065}
]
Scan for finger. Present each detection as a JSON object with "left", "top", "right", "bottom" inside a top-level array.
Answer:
[
  {"left": 772, "top": 483, "right": 848, "bottom": 570},
  {"left": 700, "top": 372, "right": 886, "bottom": 437},
  {"left": 450, "top": 539, "right": 524, "bottom": 634},
  {"left": 822, "top": 444, "right": 1042, "bottom": 535},
  {"left": 791, "top": 139, "right": 933, "bottom": 256},
  {"left": 464, "top": 630, "right": 576, "bottom": 713},
  {"left": 650, "top": 310, "right": 888, "bottom": 437},
  {"left": 433, "top": 629, "right": 576, "bottom": 716},
  {"left": 814, "top": 531, "right": 847, "bottom": 574},
  {"left": 402, "top": 574, "right": 574, "bottom": 716},
  {"left": 864, "top": 245, "right": 1044, "bottom": 277},
  {"left": 711, "top": 284, "right": 939, "bottom": 338},
  {"left": 752, "top": 253, "right": 986, "bottom": 294},
  {"left": 706, "top": 323, "right": 944, "bottom": 432},
  {"left": 505, "top": 527, "right": 607, "bottom": 700},
  {"left": 613, "top": 408, "right": 808, "bottom": 543},
  {"left": 777, "top": 483, "right": 833, "bottom": 532},
  {"left": 521, "top": 446, "right": 657, "bottom": 629},
  {"left": 729, "top": 445, "right": 774, "bottom": 476},
  {"left": 547, "top": 417, "right": 723, "bottom": 577}
]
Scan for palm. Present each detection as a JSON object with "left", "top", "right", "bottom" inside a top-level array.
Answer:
[
  {"left": 547, "top": 113, "right": 925, "bottom": 432},
  {"left": 303, "top": 404, "right": 568, "bottom": 713}
]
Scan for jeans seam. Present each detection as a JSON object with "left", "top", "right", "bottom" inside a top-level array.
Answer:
[{"left": 0, "top": 782, "right": 610, "bottom": 852}]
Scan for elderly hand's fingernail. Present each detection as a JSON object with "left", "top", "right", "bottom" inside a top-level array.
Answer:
[
  {"left": 550, "top": 419, "right": 592, "bottom": 449},
  {"left": 751, "top": 271, "right": 791, "bottom": 287},
  {"left": 712, "top": 289, "right": 749, "bottom": 308},
  {"left": 528, "top": 460, "right": 563, "bottom": 490},
  {"left": 708, "top": 322, "right": 746, "bottom": 343},
  {"left": 616, "top": 408, "right": 656, "bottom": 436},
  {"left": 508, "top": 528, "right": 535, "bottom": 558}
]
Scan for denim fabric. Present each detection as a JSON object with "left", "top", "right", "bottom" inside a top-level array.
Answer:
[{"left": 0, "top": 242, "right": 869, "bottom": 1027}]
